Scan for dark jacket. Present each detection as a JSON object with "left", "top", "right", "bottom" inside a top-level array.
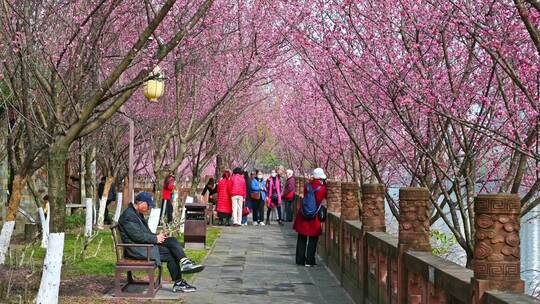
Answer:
[
  {"left": 118, "top": 204, "right": 161, "bottom": 265},
  {"left": 98, "top": 182, "right": 116, "bottom": 202}
]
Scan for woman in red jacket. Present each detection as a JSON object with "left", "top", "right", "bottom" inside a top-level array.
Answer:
[
  {"left": 228, "top": 168, "right": 247, "bottom": 227},
  {"left": 216, "top": 170, "right": 232, "bottom": 226},
  {"left": 293, "top": 168, "right": 327, "bottom": 267},
  {"left": 161, "top": 173, "right": 175, "bottom": 224}
]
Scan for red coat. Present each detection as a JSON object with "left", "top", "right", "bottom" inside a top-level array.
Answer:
[
  {"left": 162, "top": 176, "right": 175, "bottom": 200},
  {"left": 228, "top": 173, "right": 246, "bottom": 198},
  {"left": 293, "top": 179, "right": 327, "bottom": 237},
  {"left": 216, "top": 178, "right": 232, "bottom": 214}
]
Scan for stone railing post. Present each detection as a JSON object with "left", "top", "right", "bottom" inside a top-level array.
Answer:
[
  {"left": 472, "top": 194, "right": 524, "bottom": 304},
  {"left": 326, "top": 180, "right": 342, "bottom": 214},
  {"left": 397, "top": 187, "right": 431, "bottom": 304},
  {"left": 360, "top": 183, "right": 386, "bottom": 302},
  {"left": 361, "top": 184, "right": 386, "bottom": 232},
  {"left": 340, "top": 182, "right": 360, "bottom": 221}
]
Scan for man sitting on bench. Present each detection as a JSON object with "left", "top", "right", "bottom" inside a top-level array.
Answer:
[{"left": 118, "top": 192, "right": 204, "bottom": 293}]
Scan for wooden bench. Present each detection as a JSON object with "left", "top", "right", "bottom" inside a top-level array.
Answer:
[{"left": 111, "top": 224, "right": 161, "bottom": 298}]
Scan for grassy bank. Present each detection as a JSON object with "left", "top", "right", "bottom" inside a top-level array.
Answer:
[{"left": 1, "top": 225, "right": 222, "bottom": 303}]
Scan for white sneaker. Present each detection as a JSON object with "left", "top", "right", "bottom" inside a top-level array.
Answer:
[
  {"left": 253, "top": 222, "right": 259, "bottom": 226},
  {"left": 259, "top": 222, "right": 265, "bottom": 226},
  {"left": 242, "top": 223, "right": 247, "bottom": 226}
]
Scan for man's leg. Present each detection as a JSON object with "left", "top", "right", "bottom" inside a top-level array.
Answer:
[
  {"left": 306, "top": 236, "right": 319, "bottom": 266},
  {"left": 158, "top": 245, "right": 181, "bottom": 282},
  {"left": 296, "top": 233, "right": 307, "bottom": 265},
  {"left": 161, "top": 237, "right": 204, "bottom": 274}
]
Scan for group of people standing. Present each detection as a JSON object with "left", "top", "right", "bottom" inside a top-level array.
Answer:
[{"left": 203, "top": 166, "right": 297, "bottom": 227}]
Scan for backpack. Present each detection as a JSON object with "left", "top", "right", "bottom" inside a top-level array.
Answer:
[{"left": 301, "top": 183, "right": 321, "bottom": 220}]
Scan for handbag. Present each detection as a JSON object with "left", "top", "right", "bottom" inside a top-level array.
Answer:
[
  {"left": 250, "top": 191, "right": 261, "bottom": 200},
  {"left": 318, "top": 205, "right": 327, "bottom": 222},
  {"left": 242, "top": 206, "right": 251, "bottom": 216}
]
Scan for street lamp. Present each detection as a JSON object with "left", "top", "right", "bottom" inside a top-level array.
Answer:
[
  {"left": 127, "top": 66, "right": 165, "bottom": 202},
  {"left": 143, "top": 66, "right": 165, "bottom": 102}
]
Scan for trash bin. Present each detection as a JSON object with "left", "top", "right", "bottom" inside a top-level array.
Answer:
[{"left": 184, "top": 203, "right": 207, "bottom": 249}]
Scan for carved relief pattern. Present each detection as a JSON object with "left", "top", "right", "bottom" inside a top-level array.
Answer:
[
  {"left": 473, "top": 194, "right": 521, "bottom": 281},
  {"left": 341, "top": 182, "right": 360, "bottom": 220},
  {"left": 361, "top": 184, "right": 386, "bottom": 231},
  {"left": 326, "top": 181, "right": 342, "bottom": 214},
  {"left": 398, "top": 188, "right": 431, "bottom": 251}
]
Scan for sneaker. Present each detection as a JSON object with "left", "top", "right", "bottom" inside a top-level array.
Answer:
[
  {"left": 278, "top": 220, "right": 284, "bottom": 226},
  {"left": 181, "top": 259, "right": 205, "bottom": 274},
  {"left": 172, "top": 279, "right": 196, "bottom": 293},
  {"left": 253, "top": 222, "right": 259, "bottom": 226},
  {"left": 305, "top": 264, "right": 315, "bottom": 268},
  {"left": 259, "top": 222, "right": 265, "bottom": 226}
]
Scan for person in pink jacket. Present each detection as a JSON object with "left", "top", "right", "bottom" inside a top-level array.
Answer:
[{"left": 228, "top": 167, "right": 246, "bottom": 227}]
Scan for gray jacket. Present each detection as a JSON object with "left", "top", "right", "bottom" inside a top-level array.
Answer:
[{"left": 118, "top": 204, "right": 161, "bottom": 265}]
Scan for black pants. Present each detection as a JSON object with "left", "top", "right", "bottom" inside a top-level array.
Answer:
[
  {"left": 218, "top": 212, "right": 231, "bottom": 225},
  {"left": 296, "top": 234, "right": 318, "bottom": 265},
  {"left": 160, "top": 199, "right": 173, "bottom": 224},
  {"left": 104, "top": 200, "right": 113, "bottom": 224},
  {"left": 158, "top": 237, "right": 186, "bottom": 282},
  {"left": 284, "top": 199, "right": 294, "bottom": 222},
  {"left": 266, "top": 203, "right": 282, "bottom": 221},
  {"left": 252, "top": 199, "right": 264, "bottom": 223}
]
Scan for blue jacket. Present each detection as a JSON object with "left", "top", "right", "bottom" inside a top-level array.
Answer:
[{"left": 250, "top": 178, "right": 266, "bottom": 201}]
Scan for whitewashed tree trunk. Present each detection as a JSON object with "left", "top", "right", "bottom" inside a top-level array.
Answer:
[
  {"left": 93, "top": 198, "right": 97, "bottom": 225},
  {"left": 148, "top": 208, "right": 161, "bottom": 233},
  {"left": 113, "top": 192, "right": 123, "bottom": 223},
  {"left": 97, "top": 196, "right": 107, "bottom": 229},
  {"left": 160, "top": 200, "right": 168, "bottom": 224},
  {"left": 0, "top": 221, "right": 15, "bottom": 264},
  {"left": 97, "top": 177, "right": 113, "bottom": 229},
  {"left": 38, "top": 207, "right": 49, "bottom": 248},
  {"left": 172, "top": 193, "right": 179, "bottom": 220},
  {"left": 84, "top": 198, "right": 93, "bottom": 237},
  {"left": 36, "top": 233, "right": 64, "bottom": 304}
]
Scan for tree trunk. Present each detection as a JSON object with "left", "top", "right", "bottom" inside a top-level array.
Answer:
[
  {"left": 79, "top": 144, "right": 86, "bottom": 203},
  {"left": 0, "top": 174, "right": 25, "bottom": 264},
  {"left": 215, "top": 154, "right": 224, "bottom": 181},
  {"left": 36, "top": 232, "right": 64, "bottom": 304},
  {"left": 97, "top": 176, "right": 113, "bottom": 229},
  {"left": 48, "top": 143, "right": 69, "bottom": 233},
  {"left": 84, "top": 146, "right": 96, "bottom": 202}
]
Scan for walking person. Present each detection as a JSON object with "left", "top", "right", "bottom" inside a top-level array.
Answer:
[
  {"left": 228, "top": 168, "right": 246, "bottom": 227},
  {"left": 160, "top": 173, "right": 175, "bottom": 225},
  {"left": 282, "top": 169, "right": 296, "bottom": 222},
  {"left": 265, "top": 169, "right": 283, "bottom": 225},
  {"left": 241, "top": 171, "right": 253, "bottom": 226},
  {"left": 293, "top": 168, "right": 327, "bottom": 267},
  {"left": 216, "top": 170, "right": 232, "bottom": 226},
  {"left": 250, "top": 170, "right": 266, "bottom": 226}
]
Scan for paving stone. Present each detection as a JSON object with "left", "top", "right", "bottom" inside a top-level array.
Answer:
[{"left": 185, "top": 223, "right": 353, "bottom": 304}]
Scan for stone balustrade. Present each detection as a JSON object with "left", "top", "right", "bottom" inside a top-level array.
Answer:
[{"left": 292, "top": 178, "right": 538, "bottom": 304}]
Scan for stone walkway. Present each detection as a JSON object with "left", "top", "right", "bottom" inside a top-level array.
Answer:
[{"left": 185, "top": 223, "right": 354, "bottom": 304}]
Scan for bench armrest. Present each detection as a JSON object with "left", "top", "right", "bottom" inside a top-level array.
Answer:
[
  {"left": 117, "top": 243, "right": 153, "bottom": 261},
  {"left": 117, "top": 243, "right": 154, "bottom": 248}
]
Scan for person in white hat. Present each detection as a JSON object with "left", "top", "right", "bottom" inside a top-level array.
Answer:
[{"left": 293, "top": 168, "right": 327, "bottom": 267}]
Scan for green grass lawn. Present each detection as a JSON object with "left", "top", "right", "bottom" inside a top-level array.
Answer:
[{"left": 10, "top": 226, "right": 222, "bottom": 281}]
